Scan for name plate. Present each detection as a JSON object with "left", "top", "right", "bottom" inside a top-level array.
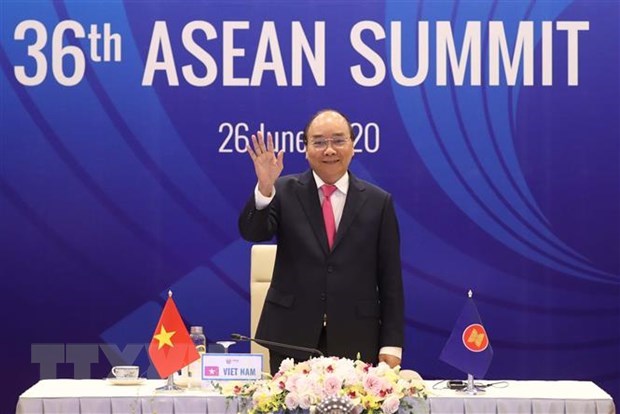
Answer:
[{"left": 201, "top": 353, "right": 263, "bottom": 380}]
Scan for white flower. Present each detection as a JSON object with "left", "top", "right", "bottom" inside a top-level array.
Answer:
[
  {"left": 334, "top": 357, "right": 356, "bottom": 371},
  {"left": 372, "top": 362, "right": 391, "bottom": 377},
  {"left": 295, "top": 376, "right": 312, "bottom": 395},
  {"left": 296, "top": 360, "right": 311, "bottom": 373},
  {"left": 381, "top": 395, "right": 401, "bottom": 414},
  {"left": 342, "top": 368, "right": 361, "bottom": 387},
  {"left": 279, "top": 358, "right": 295, "bottom": 373}
]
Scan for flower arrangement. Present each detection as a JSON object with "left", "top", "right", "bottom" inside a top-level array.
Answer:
[{"left": 220, "top": 357, "right": 427, "bottom": 414}]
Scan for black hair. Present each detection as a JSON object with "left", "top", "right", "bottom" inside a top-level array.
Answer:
[{"left": 302, "top": 109, "right": 354, "bottom": 144}]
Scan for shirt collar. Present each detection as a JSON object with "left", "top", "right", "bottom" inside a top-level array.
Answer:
[{"left": 312, "top": 171, "right": 349, "bottom": 195}]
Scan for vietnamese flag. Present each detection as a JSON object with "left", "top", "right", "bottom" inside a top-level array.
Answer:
[{"left": 148, "top": 295, "right": 200, "bottom": 378}]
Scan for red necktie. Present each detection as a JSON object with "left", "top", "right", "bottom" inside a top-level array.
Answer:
[{"left": 321, "top": 184, "right": 338, "bottom": 249}]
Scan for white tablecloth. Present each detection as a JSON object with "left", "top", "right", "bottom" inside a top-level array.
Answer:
[{"left": 17, "top": 379, "right": 615, "bottom": 413}]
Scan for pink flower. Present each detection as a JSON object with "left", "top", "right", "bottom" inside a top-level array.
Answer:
[
  {"left": 378, "top": 387, "right": 393, "bottom": 398},
  {"left": 323, "top": 375, "right": 342, "bottom": 396},
  {"left": 381, "top": 395, "right": 401, "bottom": 414},
  {"left": 352, "top": 405, "right": 364, "bottom": 414},
  {"left": 284, "top": 392, "right": 300, "bottom": 409},
  {"left": 363, "top": 374, "right": 383, "bottom": 395},
  {"left": 285, "top": 373, "right": 301, "bottom": 393},
  {"left": 298, "top": 393, "right": 313, "bottom": 410}
]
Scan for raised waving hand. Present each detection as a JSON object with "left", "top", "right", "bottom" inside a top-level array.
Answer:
[{"left": 247, "top": 131, "right": 284, "bottom": 197}]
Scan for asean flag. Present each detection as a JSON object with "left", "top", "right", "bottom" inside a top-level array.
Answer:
[
  {"left": 439, "top": 295, "right": 493, "bottom": 378},
  {"left": 148, "top": 295, "right": 200, "bottom": 378}
]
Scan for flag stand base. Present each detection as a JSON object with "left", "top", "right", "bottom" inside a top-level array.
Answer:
[
  {"left": 464, "top": 374, "right": 485, "bottom": 395},
  {"left": 156, "top": 375, "right": 183, "bottom": 392}
]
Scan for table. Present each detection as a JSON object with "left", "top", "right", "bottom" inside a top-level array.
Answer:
[
  {"left": 427, "top": 380, "right": 614, "bottom": 413},
  {"left": 17, "top": 379, "right": 615, "bottom": 413}
]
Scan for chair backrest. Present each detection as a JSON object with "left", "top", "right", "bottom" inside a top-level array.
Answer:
[{"left": 250, "top": 244, "right": 277, "bottom": 371}]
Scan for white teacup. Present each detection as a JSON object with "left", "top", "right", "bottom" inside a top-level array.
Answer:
[{"left": 111, "top": 365, "right": 139, "bottom": 379}]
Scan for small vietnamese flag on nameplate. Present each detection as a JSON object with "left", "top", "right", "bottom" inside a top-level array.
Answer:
[
  {"left": 204, "top": 366, "right": 220, "bottom": 377},
  {"left": 148, "top": 294, "right": 200, "bottom": 378}
]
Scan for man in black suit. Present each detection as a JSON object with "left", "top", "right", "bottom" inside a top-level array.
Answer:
[{"left": 239, "top": 109, "right": 404, "bottom": 374}]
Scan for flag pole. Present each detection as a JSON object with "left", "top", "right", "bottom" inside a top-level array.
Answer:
[
  {"left": 465, "top": 373, "right": 478, "bottom": 395},
  {"left": 156, "top": 290, "right": 184, "bottom": 392},
  {"left": 464, "top": 289, "right": 484, "bottom": 395}
]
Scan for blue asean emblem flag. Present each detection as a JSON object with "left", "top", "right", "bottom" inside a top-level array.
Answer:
[{"left": 439, "top": 298, "right": 494, "bottom": 378}]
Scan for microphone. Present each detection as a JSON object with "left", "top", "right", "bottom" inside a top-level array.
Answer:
[{"left": 231, "top": 333, "right": 324, "bottom": 357}]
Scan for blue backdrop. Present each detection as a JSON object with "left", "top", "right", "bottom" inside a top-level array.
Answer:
[{"left": 1, "top": 0, "right": 618, "bottom": 412}]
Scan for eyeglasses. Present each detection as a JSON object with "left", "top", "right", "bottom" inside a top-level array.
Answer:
[{"left": 309, "top": 137, "right": 350, "bottom": 150}]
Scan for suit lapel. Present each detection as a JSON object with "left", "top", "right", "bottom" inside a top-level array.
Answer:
[
  {"left": 295, "top": 170, "right": 330, "bottom": 255},
  {"left": 332, "top": 173, "right": 367, "bottom": 252}
]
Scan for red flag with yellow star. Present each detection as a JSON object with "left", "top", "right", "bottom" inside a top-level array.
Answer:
[{"left": 148, "top": 295, "right": 200, "bottom": 378}]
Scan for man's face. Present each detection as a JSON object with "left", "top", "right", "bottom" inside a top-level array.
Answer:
[{"left": 305, "top": 111, "right": 354, "bottom": 184}]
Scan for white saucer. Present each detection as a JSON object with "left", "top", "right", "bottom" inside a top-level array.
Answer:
[{"left": 106, "top": 377, "right": 147, "bottom": 386}]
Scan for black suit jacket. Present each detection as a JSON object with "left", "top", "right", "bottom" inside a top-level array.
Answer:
[{"left": 239, "top": 170, "right": 404, "bottom": 363}]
